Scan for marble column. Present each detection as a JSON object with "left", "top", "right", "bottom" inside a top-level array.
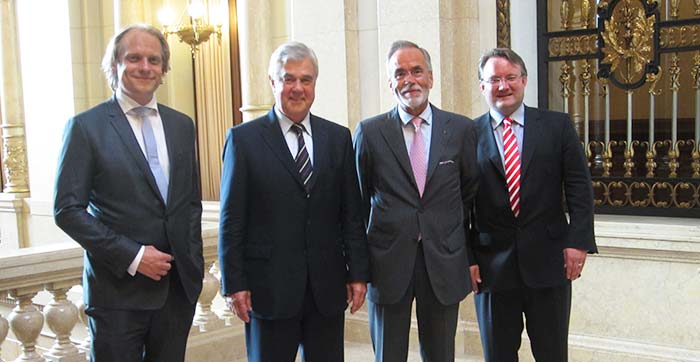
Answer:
[
  {"left": 0, "top": 0, "right": 30, "bottom": 250},
  {"left": 236, "top": 0, "right": 275, "bottom": 122}
]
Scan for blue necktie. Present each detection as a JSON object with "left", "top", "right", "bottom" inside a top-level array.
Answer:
[{"left": 134, "top": 107, "right": 169, "bottom": 203}]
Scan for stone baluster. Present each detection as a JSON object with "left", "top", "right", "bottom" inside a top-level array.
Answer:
[
  {"left": 76, "top": 302, "right": 90, "bottom": 353},
  {"left": 210, "top": 261, "right": 234, "bottom": 325},
  {"left": 8, "top": 290, "right": 45, "bottom": 362},
  {"left": 43, "top": 283, "right": 85, "bottom": 362},
  {"left": 193, "top": 262, "right": 225, "bottom": 332},
  {"left": 1, "top": 312, "right": 9, "bottom": 362}
]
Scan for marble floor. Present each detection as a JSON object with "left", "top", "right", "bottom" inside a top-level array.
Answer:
[{"left": 233, "top": 342, "right": 482, "bottom": 361}]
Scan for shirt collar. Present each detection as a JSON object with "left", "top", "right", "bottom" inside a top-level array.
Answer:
[
  {"left": 275, "top": 106, "right": 312, "bottom": 135},
  {"left": 116, "top": 89, "right": 159, "bottom": 115},
  {"left": 398, "top": 104, "right": 432, "bottom": 126},
  {"left": 490, "top": 103, "right": 525, "bottom": 131}
]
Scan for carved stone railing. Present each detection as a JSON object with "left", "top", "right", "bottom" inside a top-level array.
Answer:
[{"left": 0, "top": 222, "right": 242, "bottom": 362}]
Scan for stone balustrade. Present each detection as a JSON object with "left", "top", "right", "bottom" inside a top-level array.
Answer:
[{"left": 0, "top": 222, "right": 244, "bottom": 362}]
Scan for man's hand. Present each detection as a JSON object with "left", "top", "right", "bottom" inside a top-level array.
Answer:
[
  {"left": 226, "top": 291, "right": 252, "bottom": 323},
  {"left": 469, "top": 265, "right": 481, "bottom": 293},
  {"left": 137, "top": 245, "right": 173, "bottom": 281},
  {"left": 346, "top": 282, "right": 367, "bottom": 314},
  {"left": 563, "top": 247, "right": 587, "bottom": 281}
]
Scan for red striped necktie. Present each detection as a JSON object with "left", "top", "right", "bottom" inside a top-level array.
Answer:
[{"left": 502, "top": 117, "right": 521, "bottom": 218}]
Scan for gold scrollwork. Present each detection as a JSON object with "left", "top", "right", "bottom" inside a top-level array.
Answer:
[
  {"left": 608, "top": 181, "right": 629, "bottom": 206},
  {"left": 592, "top": 181, "right": 607, "bottom": 206},
  {"left": 651, "top": 182, "right": 673, "bottom": 208},
  {"left": 2, "top": 139, "right": 29, "bottom": 193},
  {"left": 630, "top": 182, "right": 652, "bottom": 207},
  {"left": 660, "top": 25, "right": 700, "bottom": 49},
  {"left": 548, "top": 35, "right": 598, "bottom": 58},
  {"left": 600, "top": 0, "right": 655, "bottom": 85},
  {"left": 670, "top": 53, "right": 680, "bottom": 92},
  {"left": 670, "top": 0, "right": 680, "bottom": 19},
  {"left": 695, "top": 0, "right": 700, "bottom": 16},
  {"left": 673, "top": 183, "right": 697, "bottom": 208},
  {"left": 593, "top": 180, "right": 699, "bottom": 210}
]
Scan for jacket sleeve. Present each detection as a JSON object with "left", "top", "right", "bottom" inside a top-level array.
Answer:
[
  {"left": 218, "top": 128, "right": 249, "bottom": 295},
  {"left": 53, "top": 116, "right": 141, "bottom": 277}
]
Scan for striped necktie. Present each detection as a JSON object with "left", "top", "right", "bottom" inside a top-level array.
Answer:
[
  {"left": 502, "top": 117, "right": 520, "bottom": 218},
  {"left": 291, "top": 123, "right": 313, "bottom": 191}
]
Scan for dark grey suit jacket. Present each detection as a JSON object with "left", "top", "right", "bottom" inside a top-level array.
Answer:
[
  {"left": 470, "top": 106, "right": 597, "bottom": 292},
  {"left": 218, "top": 109, "right": 369, "bottom": 319},
  {"left": 54, "top": 96, "right": 204, "bottom": 310},
  {"left": 354, "top": 104, "right": 479, "bottom": 305}
]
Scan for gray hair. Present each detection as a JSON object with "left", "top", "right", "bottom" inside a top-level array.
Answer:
[
  {"left": 386, "top": 40, "right": 433, "bottom": 77},
  {"left": 101, "top": 24, "right": 171, "bottom": 91},
  {"left": 477, "top": 48, "right": 528, "bottom": 80},
  {"left": 268, "top": 41, "right": 319, "bottom": 80}
]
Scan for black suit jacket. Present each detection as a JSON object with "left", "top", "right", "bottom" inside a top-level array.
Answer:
[
  {"left": 218, "top": 109, "right": 369, "bottom": 319},
  {"left": 471, "top": 106, "right": 597, "bottom": 292},
  {"left": 54, "top": 97, "right": 204, "bottom": 309},
  {"left": 354, "top": 105, "right": 479, "bottom": 305}
]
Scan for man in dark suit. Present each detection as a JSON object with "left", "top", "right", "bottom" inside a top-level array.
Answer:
[
  {"left": 469, "top": 47, "right": 597, "bottom": 362},
  {"left": 218, "top": 41, "right": 369, "bottom": 362},
  {"left": 354, "top": 40, "right": 479, "bottom": 362},
  {"left": 54, "top": 24, "right": 203, "bottom": 362}
]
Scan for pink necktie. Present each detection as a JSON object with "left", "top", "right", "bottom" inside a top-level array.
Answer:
[
  {"left": 503, "top": 117, "right": 521, "bottom": 217},
  {"left": 409, "top": 117, "right": 427, "bottom": 196}
]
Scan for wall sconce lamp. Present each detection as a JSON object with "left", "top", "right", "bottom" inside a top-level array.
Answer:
[{"left": 158, "top": 1, "right": 222, "bottom": 57}]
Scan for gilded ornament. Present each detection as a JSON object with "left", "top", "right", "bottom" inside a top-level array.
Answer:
[
  {"left": 580, "top": 60, "right": 592, "bottom": 97},
  {"left": 600, "top": 0, "right": 656, "bottom": 85},
  {"left": 581, "top": 0, "right": 592, "bottom": 28},
  {"left": 695, "top": 0, "right": 700, "bottom": 15},
  {"left": 692, "top": 53, "right": 700, "bottom": 89},
  {"left": 497, "top": 0, "right": 510, "bottom": 48},
  {"left": 646, "top": 65, "right": 662, "bottom": 95},
  {"left": 670, "top": 0, "right": 680, "bottom": 19},
  {"left": 561, "top": 0, "right": 571, "bottom": 29},
  {"left": 669, "top": 53, "right": 680, "bottom": 92}
]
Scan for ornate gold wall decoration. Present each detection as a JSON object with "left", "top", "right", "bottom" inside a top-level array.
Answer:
[
  {"left": 659, "top": 24, "right": 700, "bottom": 49},
  {"left": 496, "top": 0, "right": 510, "bottom": 48},
  {"left": 548, "top": 34, "right": 598, "bottom": 57},
  {"left": 600, "top": 0, "right": 656, "bottom": 86},
  {"left": 2, "top": 136, "right": 29, "bottom": 193}
]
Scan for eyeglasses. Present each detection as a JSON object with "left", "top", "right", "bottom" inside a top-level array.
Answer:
[
  {"left": 393, "top": 68, "right": 427, "bottom": 82},
  {"left": 482, "top": 74, "right": 523, "bottom": 86}
]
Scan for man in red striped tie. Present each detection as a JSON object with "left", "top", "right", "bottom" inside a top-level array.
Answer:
[{"left": 469, "top": 48, "right": 597, "bottom": 362}]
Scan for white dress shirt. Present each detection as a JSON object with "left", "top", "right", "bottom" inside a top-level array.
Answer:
[{"left": 275, "top": 106, "right": 314, "bottom": 165}]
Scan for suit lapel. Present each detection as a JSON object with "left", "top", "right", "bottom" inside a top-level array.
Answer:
[
  {"left": 159, "top": 105, "right": 177, "bottom": 206},
  {"left": 520, "top": 106, "right": 541, "bottom": 178},
  {"left": 425, "top": 105, "right": 451, "bottom": 185},
  {"left": 106, "top": 97, "right": 164, "bottom": 204},
  {"left": 477, "top": 113, "right": 506, "bottom": 179},
  {"left": 258, "top": 109, "right": 307, "bottom": 190},
  {"left": 378, "top": 108, "right": 415, "bottom": 187},
  {"left": 306, "top": 115, "right": 327, "bottom": 192}
]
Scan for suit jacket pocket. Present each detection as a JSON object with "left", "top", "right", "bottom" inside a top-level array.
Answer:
[
  {"left": 244, "top": 244, "right": 273, "bottom": 260},
  {"left": 477, "top": 230, "right": 515, "bottom": 250},
  {"left": 367, "top": 225, "right": 394, "bottom": 250},
  {"left": 443, "top": 222, "right": 466, "bottom": 252},
  {"left": 547, "top": 222, "right": 567, "bottom": 241}
]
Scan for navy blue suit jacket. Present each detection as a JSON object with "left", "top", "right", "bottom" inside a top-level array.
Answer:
[
  {"left": 54, "top": 96, "right": 204, "bottom": 309},
  {"left": 218, "top": 109, "right": 369, "bottom": 319},
  {"left": 470, "top": 106, "right": 597, "bottom": 292}
]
